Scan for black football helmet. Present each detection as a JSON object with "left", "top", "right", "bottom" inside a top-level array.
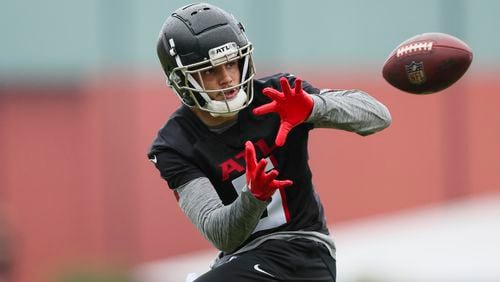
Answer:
[{"left": 157, "top": 3, "right": 255, "bottom": 116}]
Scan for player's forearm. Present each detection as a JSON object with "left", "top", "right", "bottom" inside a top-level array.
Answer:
[
  {"left": 307, "top": 89, "right": 392, "bottom": 135},
  {"left": 175, "top": 177, "right": 268, "bottom": 253}
]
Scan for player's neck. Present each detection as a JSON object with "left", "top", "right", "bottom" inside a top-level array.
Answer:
[{"left": 192, "top": 108, "right": 238, "bottom": 128}]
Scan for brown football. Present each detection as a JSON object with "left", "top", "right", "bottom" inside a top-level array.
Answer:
[{"left": 382, "top": 32, "right": 473, "bottom": 94}]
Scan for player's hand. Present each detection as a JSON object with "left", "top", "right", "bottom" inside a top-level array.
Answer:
[
  {"left": 245, "top": 141, "right": 293, "bottom": 201},
  {"left": 253, "top": 77, "right": 314, "bottom": 147}
]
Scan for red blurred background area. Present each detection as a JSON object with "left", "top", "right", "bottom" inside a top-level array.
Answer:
[{"left": 1, "top": 66, "right": 499, "bottom": 282}]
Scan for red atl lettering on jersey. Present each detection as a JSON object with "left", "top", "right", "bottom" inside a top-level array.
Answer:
[
  {"left": 219, "top": 139, "right": 275, "bottom": 181},
  {"left": 220, "top": 151, "right": 245, "bottom": 181}
]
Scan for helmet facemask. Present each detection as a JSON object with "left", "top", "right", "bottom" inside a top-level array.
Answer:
[{"left": 167, "top": 41, "right": 255, "bottom": 117}]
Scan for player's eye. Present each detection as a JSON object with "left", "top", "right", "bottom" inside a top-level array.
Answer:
[
  {"left": 203, "top": 69, "right": 214, "bottom": 76},
  {"left": 226, "top": 61, "right": 237, "bottom": 69}
]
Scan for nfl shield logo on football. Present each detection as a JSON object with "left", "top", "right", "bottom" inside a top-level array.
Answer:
[{"left": 405, "top": 61, "right": 427, "bottom": 85}]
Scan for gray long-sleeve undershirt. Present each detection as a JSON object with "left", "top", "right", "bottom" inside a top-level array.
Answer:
[
  {"left": 175, "top": 89, "right": 392, "bottom": 254},
  {"left": 307, "top": 89, "right": 392, "bottom": 134},
  {"left": 176, "top": 178, "right": 268, "bottom": 253}
]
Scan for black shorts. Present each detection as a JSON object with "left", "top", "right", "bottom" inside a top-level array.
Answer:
[{"left": 195, "top": 238, "right": 336, "bottom": 282}]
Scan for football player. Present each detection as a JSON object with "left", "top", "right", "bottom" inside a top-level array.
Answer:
[{"left": 148, "top": 3, "right": 391, "bottom": 281}]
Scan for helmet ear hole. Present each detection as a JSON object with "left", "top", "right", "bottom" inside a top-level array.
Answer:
[
  {"left": 170, "top": 75, "right": 206, "bottom": 107},
  {"left": 191, "top": 92, "right": 207, "bottom": 107},
  {"left": 180, "top": 91, "right": 195, "bottom": 106},
  {"left": 182, "top": 81, "right": 207, "bottom": 108}
]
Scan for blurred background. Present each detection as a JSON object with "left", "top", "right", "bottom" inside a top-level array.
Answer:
[{"left": 1, "top": 0, "right": 499, "bottom": 281}]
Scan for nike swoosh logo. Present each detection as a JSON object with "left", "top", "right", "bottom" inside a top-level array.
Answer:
[
  {"left": 149, "top": 155, "right": 157, "bottom": 164},
  {"left": 253, "top": 264, "right": 275, "bottom": 278}
]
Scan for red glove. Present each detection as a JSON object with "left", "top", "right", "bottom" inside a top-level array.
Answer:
[
  {"left": 245, "top": 141, "right": 293, "bottom": 201},
  {"left": 253, "top": 77, "right": 314, "bottom": 147}
]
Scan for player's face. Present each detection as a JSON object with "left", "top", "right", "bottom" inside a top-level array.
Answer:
[{"left": 196, "top": 60, "right": 241, "bottom": 101}]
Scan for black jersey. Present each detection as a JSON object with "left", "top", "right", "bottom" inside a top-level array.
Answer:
[{"left": 148, "top": 73, "right": 330, "bottom": 244}]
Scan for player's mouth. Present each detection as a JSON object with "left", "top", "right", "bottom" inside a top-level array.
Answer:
[{"left": 221, "top": 88, "right": 238, "bottom": 100}]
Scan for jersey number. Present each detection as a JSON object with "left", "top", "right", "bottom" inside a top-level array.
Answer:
[{"left": 231, "top": 157, "right": 289, "bottom": 233}]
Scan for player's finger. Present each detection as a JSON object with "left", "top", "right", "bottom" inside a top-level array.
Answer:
[
  {"left": 261, "top": 169, "right": 278, "bottom": 187},
  {"left": 272, "top": 179, "right": 294, "bottom": 189},
  {"left": 253, "top": 102, "right": 277, "bottom": 116},
  {"left": 266, "top": 169, "right": 279, "bottom": 181},
  {"left": 294, "top": 78, "right": 302, "bottom": 96},
  {"left": 245, "top": 141, "right": 257, "bottom": 169},
  {"left": 262, "top": 87, "right": 285, "bottom": 101},
  {"left": 279, "top": 77, "right": 292, "bottom": 97},
  {"left": 244, "top": 141, "right": 257, "bottom": 185},
  {"left": 275, "top": 121, "right": 293, "bottom": 147},
  {"left": 255, "top": 158, "right": 267, "bottom": 177}
]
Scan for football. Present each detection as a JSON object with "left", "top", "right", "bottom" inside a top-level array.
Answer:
[{"left": 382, "top": 32, "right": 473, "bottom": 94}]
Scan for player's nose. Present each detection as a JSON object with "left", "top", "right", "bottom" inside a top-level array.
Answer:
[{"left": 218, "top": 67, "right": 232, "bottom": 87}]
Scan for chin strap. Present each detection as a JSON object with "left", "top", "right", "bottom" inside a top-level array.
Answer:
[{"left": 208, "top": 89, "right": 248, "bottom": 117}]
